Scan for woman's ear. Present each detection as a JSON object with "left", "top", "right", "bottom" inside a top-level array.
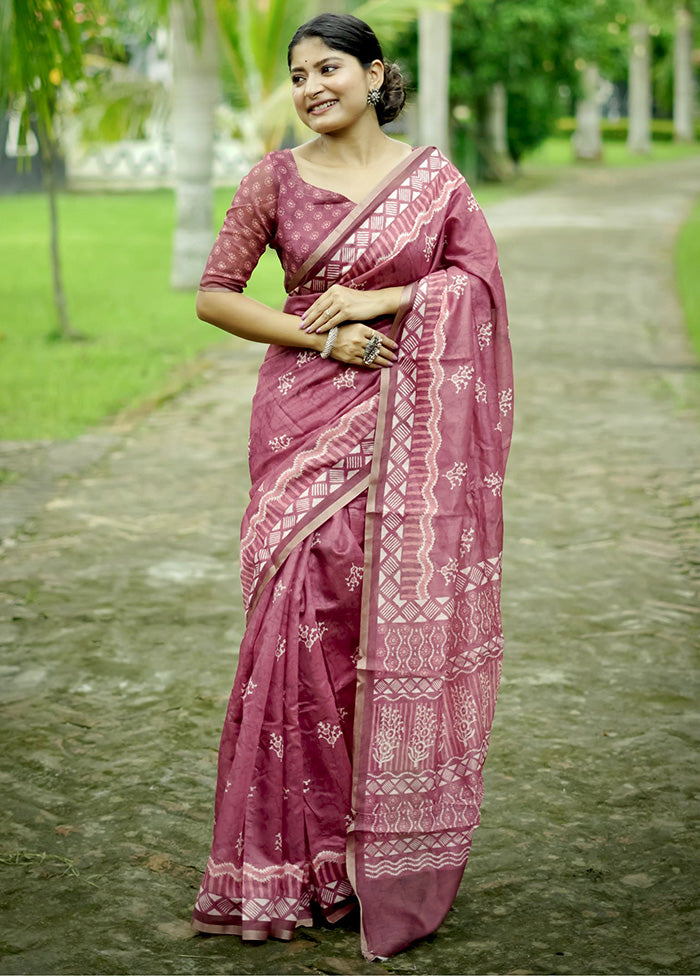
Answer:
[{"left": 367, "top": 58, "right": 385, "bottom": 91}]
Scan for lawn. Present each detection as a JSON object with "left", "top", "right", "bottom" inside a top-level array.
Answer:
[
  {"left": 1, "top": 136, "right": 699, "bottom": 440},
  {"left": 676, "top": 193, "right": 700, "bottom": 362},
  {"left": 0, "top": 188, "right": 285, "bottom": 439}
]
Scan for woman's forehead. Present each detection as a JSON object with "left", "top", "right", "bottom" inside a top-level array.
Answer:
[{"left": 289, "top": 36, "right": 346, "bottom": 68}]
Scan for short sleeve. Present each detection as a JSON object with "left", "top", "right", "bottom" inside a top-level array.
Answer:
[{"left": 199, "top": 154, "right": 279, "bottom": 292}]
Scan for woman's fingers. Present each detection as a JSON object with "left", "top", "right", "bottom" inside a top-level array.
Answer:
[{"left": 301, "top": 299, "right": 335, "bottom": 333}]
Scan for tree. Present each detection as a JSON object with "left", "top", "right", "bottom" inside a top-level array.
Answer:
[
  {"left": 0, "top": 0, "right": 96, "bottom": 338},
  {"left": 417, "top": 9, "right": 451, "bottom": 153},
  {"left": 673, "top": 2, "right": 695, "bottom": 141},
  {"left": 628, "top": 19, "right": 652, "bottom": 151},
  {"left": 169, "top": 0, "right": 219, "bottom": 289}
]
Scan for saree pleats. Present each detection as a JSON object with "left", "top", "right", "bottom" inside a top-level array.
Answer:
[{"left": 192, "top": 494, "right": 367, "bottom": 939}]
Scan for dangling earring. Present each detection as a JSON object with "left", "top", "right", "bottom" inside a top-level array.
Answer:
[{"left": 367, "top": 88, "right": 381, "bottom": 106}]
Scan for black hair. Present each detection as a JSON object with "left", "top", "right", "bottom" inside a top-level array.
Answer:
[{"left": 287, "top": 13, "right": 406, "bottom": 126}]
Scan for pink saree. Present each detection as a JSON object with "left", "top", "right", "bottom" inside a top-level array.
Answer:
[{"left": 191, "top": 146, "right": 513, "bottom": 959}]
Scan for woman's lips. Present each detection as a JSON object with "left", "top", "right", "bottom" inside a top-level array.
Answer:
[{"left": 308, "top": 99, "right": 338, "bottom": 115}]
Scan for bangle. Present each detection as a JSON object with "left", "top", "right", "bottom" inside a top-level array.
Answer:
[{"left": 320, "top": 325, "right": 338, "bottom": 359}]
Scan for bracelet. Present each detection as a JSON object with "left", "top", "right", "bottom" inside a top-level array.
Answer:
[{"left": 320, "top": 325, "right": 339, "bottom": 359}]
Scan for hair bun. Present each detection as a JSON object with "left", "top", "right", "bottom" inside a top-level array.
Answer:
[{"left": 377, "top": 60, "right": 406, "bottom": 125}]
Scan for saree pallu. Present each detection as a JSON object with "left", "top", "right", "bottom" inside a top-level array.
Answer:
[{"left": 191, "top": 146, "right": 513, "bottom": 960}]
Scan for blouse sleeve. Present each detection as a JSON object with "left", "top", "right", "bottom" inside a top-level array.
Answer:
[{"left": 199, "top": 154, "right": 278, "bottom": 292}]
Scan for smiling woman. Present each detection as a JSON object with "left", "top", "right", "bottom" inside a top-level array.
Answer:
[{"left": 189, "top": 12, "right": 513, "bottom": 963}]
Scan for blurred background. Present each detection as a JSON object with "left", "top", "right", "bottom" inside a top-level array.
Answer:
[{"left": 1, "top": 0, "right": 698, "bottom": 442}]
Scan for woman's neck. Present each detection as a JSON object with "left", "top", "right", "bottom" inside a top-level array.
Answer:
[{"left": 311, "top": 120, "right": 393, "bottom": 169}]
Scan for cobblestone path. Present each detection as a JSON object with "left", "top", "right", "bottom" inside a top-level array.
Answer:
[{"left": 1, "top": 158, "right": 699, "bottom": 976}]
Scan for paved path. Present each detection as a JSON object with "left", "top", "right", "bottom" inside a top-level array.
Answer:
[{"left": 1, "top": 158, "right": 699, "bottom": 976}]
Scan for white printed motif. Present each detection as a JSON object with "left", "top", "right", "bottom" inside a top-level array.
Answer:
[
  {"left": 317, "top": 721, "right": 343, "bottom": 747},
  {"left": 477, "top": 321, "right": 494, "bottom": 350},
  {"left": 345, "top": 564, "right": 364, "bottom": 591},
  {"left": 278, "top": 372, "right": 295, "bottom": 395},
  {"left": 466, "top": 193, "right": 480, "bottom": 212},
  {"left": 272, "top": 582, "right": 287, "bottom": 603},
  {"left": 460, "top": 527, "right": 475, "bottom": 556},
  {"left": 274, "top": 832, "right": 282, "bottom": 852},
  {"left": 407, "top": 704, "right": 439, "bottom": 765},
  {"left": 450, "top": 364, "right": 474, "bottom": 392},
  {"left": 269, "top": 435, "right": 292, "bottom": 452},
  {"left": 296, "top": 351, "right": 316, "bottom": 367},
  {"left": 439, "top": 557, "right": 458, "bottom": 585},
  {"left": 445, "top": 461, "right": 469, "bottom": 490},
  {"left": 269, "top": 732, "right": 284, "bottom": 761},
  {"left": 242, "top": 678, "right": 257, "bottom": 700},
  {"left": 451, "top": 685, "right": 478, "bottom": 746},
  {"left": 498, "top": 388, "right": 513, "bottom": 415},
  {"left": 423, "top": 232, "right": 438, "bottom": 262},
  {"left": 275, "top": 636, "right": 286, "bottom": 659},
  {"left": 475, "top": 377, "right": 487, "bottom": 403},
  {"left": 483, "top": 472, "right": 503, "bottom": 496},
  {"left": 447, "top": 273, "right": 469, "bottom": 297},
  {"left": 372, "top": 705, "right": 405, "bottom": 765},
  {"left": 333, "top": 370, "right": 356, "bottom": 390},
  {"left": 298, "top": 620, "right": 328, "bottom": 650}
]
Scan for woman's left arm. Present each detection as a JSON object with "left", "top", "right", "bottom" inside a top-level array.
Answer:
[{"left": 300, "top": 284, "right": 405, "bottom": 334}]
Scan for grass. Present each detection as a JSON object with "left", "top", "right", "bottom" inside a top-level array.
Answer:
[
  {"left": 0, "top": 188, "right": 285, "bottom": 440},
  {"left": 522, "top": 135, "right": 700, "bottom": 169},
  {"left": 1, "top": 136, "right": 699, "bottom": 441},
  {"left": 676, "top": 194, "right": 700, "bottom": 362}
]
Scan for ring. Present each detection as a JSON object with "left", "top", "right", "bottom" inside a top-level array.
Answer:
[
  {"left": 363, "top": 332, "right": 382, "bottom": 365},
  {"left": 324, "top": 309, "right": 332, "bottom": 318}
]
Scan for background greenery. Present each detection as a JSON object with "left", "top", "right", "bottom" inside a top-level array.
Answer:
[{"left": 1, "top": 138, "right": 699, "bottom": 441}]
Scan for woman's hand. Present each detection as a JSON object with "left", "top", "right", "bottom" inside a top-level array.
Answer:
[
  {"left": 330, "top": 323, "right": 398, "bottom": 369},
  {"left": 301, "top": 284, "right": 404, "bottom": 334}
]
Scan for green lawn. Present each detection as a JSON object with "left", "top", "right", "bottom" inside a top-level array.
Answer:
[
  {"left": 1, "top": 137, "right": 699, "bottom": 440},
  {"left": 0, "top": 188, "right": 285, "bottom": 439},
  {"left": 676, "top": 193, "right": 700, "bottom": 362}
]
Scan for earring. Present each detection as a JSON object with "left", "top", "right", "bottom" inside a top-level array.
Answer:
[{"left": 367, "top": 88, "right": 381, "bottom": 106}]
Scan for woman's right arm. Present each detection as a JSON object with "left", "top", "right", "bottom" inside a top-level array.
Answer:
[
  {"left": 197, "top": 289, "right": 397, "bottom": 368},
  {"left": 196, "top": 289, "right": 324, "bottom": 353}
]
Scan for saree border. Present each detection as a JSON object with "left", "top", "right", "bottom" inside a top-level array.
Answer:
[
  {"left": 247, "top": 464, "right": 372, "bottom": 618},
  {"left": 286, "top": 146, "right": 433, "bottom": 294}
]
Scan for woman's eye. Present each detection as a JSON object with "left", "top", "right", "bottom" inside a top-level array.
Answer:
[
  {"left": 322, "top": 65, "right": 337, "bottom": 73},
  {"left": 291, "top": 75, "right": 303, "bottom": 85}
]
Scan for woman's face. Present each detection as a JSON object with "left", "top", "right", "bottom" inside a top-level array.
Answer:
[{"left": 289, "top": 36, "right": 382, "bottom": 134}]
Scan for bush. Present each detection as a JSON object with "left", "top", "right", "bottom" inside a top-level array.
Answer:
[{"left": 555, "top": 116, "right": 700, "bottom": 141}]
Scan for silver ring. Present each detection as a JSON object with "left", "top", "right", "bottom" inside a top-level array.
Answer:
[
  {"left": 363, "top": 333, "right": 382, "bottom": 365},
  {"left": 324, "top": 309, "right": 332, "bottom": 318}
]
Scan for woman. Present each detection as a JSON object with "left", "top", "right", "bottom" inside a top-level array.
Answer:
[{"left": 190, "top": 13, "right": 513, "bottom": 961}]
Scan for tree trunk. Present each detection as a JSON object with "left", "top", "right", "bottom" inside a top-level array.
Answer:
[
  {"left": 673, "top": 4, "right": 695, "bottom": 142},
  {"left": 484, "top": 82, "right": 514, "bottom": 179},
  {"left": 573, "top": 63, "right": 603, "bottom": 161},
  {"left": 170, "top": 0, "right": 219, "bottom": 290},
  {"left": 38, "top": 125, "right": 84, "bottom": 341},
  {"left": 418, "top": 10, "right": 451, "bottom": 154},
  {"left": 627, "top": 21, "right": 651, "bottom": 154}
]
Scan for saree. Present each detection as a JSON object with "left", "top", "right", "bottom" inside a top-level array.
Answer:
[{"left": 191, "top": 145, "right": 513, "bottom": 960}]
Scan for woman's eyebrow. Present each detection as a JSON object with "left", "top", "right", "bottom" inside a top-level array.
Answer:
[{"left": 289, "top": 55, "right": 342, "bottom": 74}]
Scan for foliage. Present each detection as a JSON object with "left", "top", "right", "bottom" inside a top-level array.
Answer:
[
  {"left": 0, "top": 0, "right": 109, "bottom": 147},
  {"left": 556, "top": 115, "right": 700, "bottom": 140}
]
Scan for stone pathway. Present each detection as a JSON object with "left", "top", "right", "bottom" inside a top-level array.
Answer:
[{"left": 1, "top": 158, "right": 699, "bottom": 976}]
